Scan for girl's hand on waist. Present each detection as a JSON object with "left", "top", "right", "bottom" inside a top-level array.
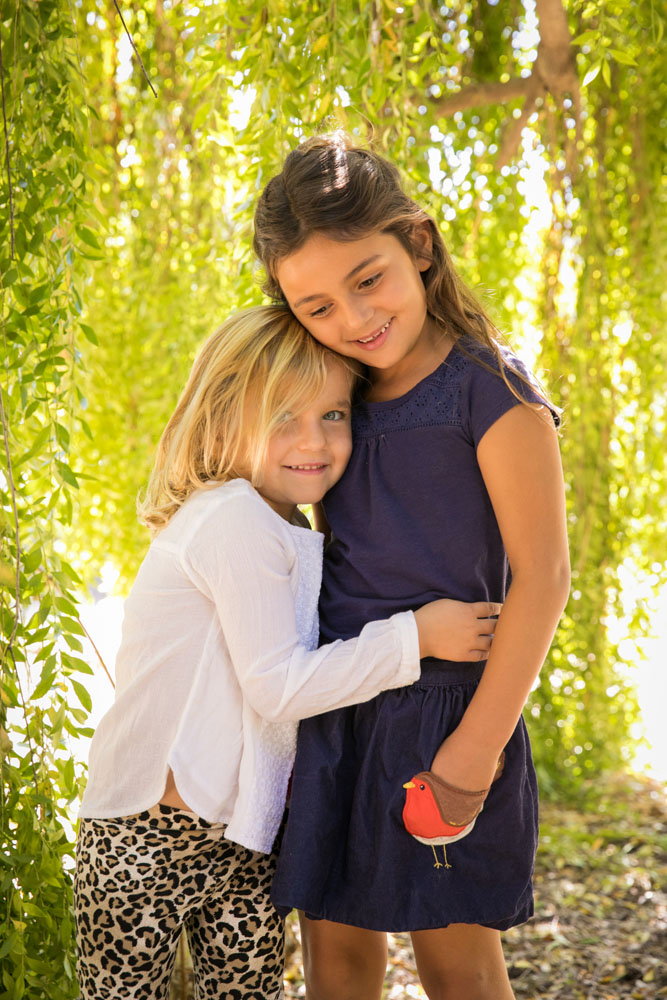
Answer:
[{"left": 413, "top": 599, "right": 502, "bottom": 662}]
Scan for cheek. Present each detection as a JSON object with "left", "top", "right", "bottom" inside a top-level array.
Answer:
[
  {"left": 303, "top": 324, "right": 334, "bottom": 346},
  {"left": 337, "top": 431, "right": 353, "bottom": 465}
]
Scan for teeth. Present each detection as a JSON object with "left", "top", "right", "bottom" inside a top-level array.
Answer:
[
  {"left": 289, "top": 464, "right": 324, "bottom": 470},
  {"left": 358, "top": 319, "right": 391, "bottom": 344}
]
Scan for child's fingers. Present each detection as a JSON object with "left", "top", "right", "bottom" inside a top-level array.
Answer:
[
  {"left": 472, "top": 634, "right": 493, "bottom": 652},
  {"left": 476, "top": 619, "right": 497, "bottom": 636},
  {"left": 474, "top": 601, "right": 502, "bottom": 619}
]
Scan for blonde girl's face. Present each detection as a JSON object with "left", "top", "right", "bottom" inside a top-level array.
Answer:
[
  {"left": 276, "top": 230, "right": 440, "bottom": 380},
  {"left": 254, "top": 359, "right": 354, "bottom": 521}
]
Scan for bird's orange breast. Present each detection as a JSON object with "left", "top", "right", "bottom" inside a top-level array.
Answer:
[{"left": 402, "top": 782, "right": 468, "bottom": 839}]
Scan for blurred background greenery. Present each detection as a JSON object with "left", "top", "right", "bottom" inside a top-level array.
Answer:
[{"left": 1, "top": 0, "right": 665, "bottom": 995}]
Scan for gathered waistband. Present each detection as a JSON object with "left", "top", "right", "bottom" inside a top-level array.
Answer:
[{"left": 415, "top": 658, "right": 486, "bottom": 687}]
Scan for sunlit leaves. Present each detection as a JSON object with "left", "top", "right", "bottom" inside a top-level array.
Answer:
[
  {"left": 1, "top": 2, "right": 665, "bottom": 992},
  {"left": 0, "top": 0, "right": 101, "bottom": 993}
]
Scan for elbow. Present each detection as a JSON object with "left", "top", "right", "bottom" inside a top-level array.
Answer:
[
  {"left": 554, "top": 561, "right": 572, "bottom": 615},
  {"left": 552, "top": 555, "right": 571, "bottom": 612},
  {"left": 244, "top": 684, "right": 300, "bottom": 724},
  {"left": 548, "top": 561, "right": 571, "bottom": 619},
  {"left": 512, "top": 555, "right": 571, "bottom": 613}
]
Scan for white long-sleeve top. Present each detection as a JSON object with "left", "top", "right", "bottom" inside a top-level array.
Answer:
[{"left": 80, "top": 478, "right": 420, "bottom": 853}]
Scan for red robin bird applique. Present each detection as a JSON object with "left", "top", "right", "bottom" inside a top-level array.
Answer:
[{"left": 402, "top": 753, "right": 505, "bottom": 869}]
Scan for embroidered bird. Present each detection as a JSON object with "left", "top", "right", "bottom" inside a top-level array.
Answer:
[{"left": 402, "top": 753, "right": 505, "bottom": 869}]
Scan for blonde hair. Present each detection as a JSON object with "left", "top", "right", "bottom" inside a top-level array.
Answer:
[{"left": 138, "top": 305, "right": 357, "bottom": 534}]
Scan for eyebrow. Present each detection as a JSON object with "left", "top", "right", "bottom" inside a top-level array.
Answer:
[{"left": 293, "top": 255, "right": 383, "bottom": 309}]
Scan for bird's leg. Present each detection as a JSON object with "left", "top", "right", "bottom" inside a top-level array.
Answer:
[
  {"left": 442, "top": 845, "right": 452, "bottom": 869},
  {"left": 431, "top": 845, "right": 443, "bottom": 869}
]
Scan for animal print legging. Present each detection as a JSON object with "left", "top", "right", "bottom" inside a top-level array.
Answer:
[{"left": 74, "top": 804, "right": 284, "bottom": 1000}]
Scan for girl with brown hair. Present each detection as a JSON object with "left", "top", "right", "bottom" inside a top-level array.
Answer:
[{"left": 254, "top": 134, "right": 570, "bottom": 999}]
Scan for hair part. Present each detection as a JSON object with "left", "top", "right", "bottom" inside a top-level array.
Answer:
[
  {"left": 253, "top": 131, "right": 558, "bottom": 417},
  {"left": 138, "top": 305, "right": 359, "bottom": 535}
]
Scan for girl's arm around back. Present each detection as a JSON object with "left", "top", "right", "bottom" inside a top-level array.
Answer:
[
  {"left": 431, "top": 403, "right": 571, "bottom": 789},
  {"left": 185, "top": 489, "right": 421, "bottom": 723}
]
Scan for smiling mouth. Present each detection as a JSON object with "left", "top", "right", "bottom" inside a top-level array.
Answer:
[
  {"left": 356, "top": 318, "right": 392, "bottom": 345},
  {"left": 284, "top": 464, "right": 328, "bottom": 472}
]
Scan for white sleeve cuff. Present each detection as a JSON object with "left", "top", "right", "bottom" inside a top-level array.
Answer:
[{"left": 387, "top": 610, "right": 422, "bottom": 687}]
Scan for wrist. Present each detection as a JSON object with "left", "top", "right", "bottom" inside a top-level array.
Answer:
[
  {"left": 431, "top": 735, "right": 502, "bottom": 790},
  {"left": 413, "top": 607, "right": 432, "bottom": 659}
]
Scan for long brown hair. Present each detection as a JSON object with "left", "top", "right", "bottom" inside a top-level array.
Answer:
[{"left": 253, "top": 131, "right": 555, "bottom": 413}]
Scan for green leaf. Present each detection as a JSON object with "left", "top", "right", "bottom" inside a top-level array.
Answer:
[
  {"left": 55, "top": 461, "right": 79, "bottom": 488},
  {"left": 22, "top": 548, "right": 42, "bottom": 573},
  {"left": 582, "top": 60, "right": 602, "bottom": 86},
  {"left": 75, "top": 225, "right": 102, "bottom": 250},
  {"left": 609, "top": 49, "right": 637, "bottom": 66},
  {"left": 31, "top": 670, "right": 57, "bottom": 701},
  {"left": 79, "top": 322, "right": 99, "bottom": 345},
  {"left": 193, "top": 101, "right": 212, "bottom": 131},
  {"left": 71, "top": 679, "right": 92, "bottom": 712},
  {"left": 571, "top": 29, "right": 598, "bottom": 46}
]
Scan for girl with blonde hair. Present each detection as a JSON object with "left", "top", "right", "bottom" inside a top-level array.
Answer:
[{"left": 74, "top": 304, "right": 499, "bottom": 999}]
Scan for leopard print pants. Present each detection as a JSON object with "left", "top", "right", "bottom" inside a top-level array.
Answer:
[{"left": 74, "top": 804, "right": 284, "bottom": 999}]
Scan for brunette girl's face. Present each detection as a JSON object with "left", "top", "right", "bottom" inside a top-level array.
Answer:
[{"left": 276, "top": 230, "right": 441, "bottom": 381}]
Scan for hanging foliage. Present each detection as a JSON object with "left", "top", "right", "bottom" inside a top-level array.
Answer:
[{"left": 1, "top": 0, "right": 665, "bottom": 994}]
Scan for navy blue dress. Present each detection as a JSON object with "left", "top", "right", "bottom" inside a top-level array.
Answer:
[{"left": 271, "top": 339, "right": 557, "bottom": 932}]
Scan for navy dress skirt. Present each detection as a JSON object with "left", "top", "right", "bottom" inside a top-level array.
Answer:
[
  {"left": 272, "top": 662, "right": 538, "bottom": 931},
  {"left": 272, "top": 340, "right": 557, "bottom": 932}
]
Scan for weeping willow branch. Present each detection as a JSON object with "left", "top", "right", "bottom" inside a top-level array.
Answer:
[
  {"left": 113, "top": 0, "right": 158, "bottom": 98},
  {"left": 0, "top": 24, "right": 15, "bottom": 260},
  {"left": 0, "top": 385, "right": 20, "bottom": 657},
  {"left": 77, "top": 616, "right": 115, "bottom": 689}
]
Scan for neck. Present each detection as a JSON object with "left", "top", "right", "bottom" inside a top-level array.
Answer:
[
  {"left": 258, "top": 491, "right": 297, "bottom": 522},
  {"left": 368, "top": 322, "right": 453, "bottom": 402}
]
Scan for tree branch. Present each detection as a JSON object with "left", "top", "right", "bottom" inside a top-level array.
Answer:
[
  {"left": 432, "top": 0, "right": 578, "bottom": 116},
  {"left": 77, "top": 615, "right": 115, "bottom": 689},
  {"left": 113, "top": 0, "right": 158, "bottom": 98},
  {"left": 0, "top": 386, "right": 21, "bottom": 656},
  {"left": 432, "top": 76, "right": 535, "bottom": 116},
  {"left": 0, "top": 23, "right": 15, "bottom": 260},
  {"left": 497, "top": 87, "right": 540, "bottom": 170}
]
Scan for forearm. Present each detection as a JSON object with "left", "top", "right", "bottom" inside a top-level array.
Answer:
[
  {"left": 240, "top": 610, "right": 420, "bottom": 722},
  {"left": 432, "top": 564, "right": 570, "bottom": 782}
]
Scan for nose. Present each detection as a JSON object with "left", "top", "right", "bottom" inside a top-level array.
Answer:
[
  {"left": 296, "top": 416, "right": 327, "bottom": 451},
  {"left": 340, "top": 294, "right": 372, "bottom": 333}
]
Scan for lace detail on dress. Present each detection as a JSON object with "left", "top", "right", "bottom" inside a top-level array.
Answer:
[{"left": 353, "top": 348, "right": 469, "bottom": 439}]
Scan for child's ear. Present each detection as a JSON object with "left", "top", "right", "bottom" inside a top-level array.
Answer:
[{"left": 411, "top": 222, "right": 433, "bottom": 272}]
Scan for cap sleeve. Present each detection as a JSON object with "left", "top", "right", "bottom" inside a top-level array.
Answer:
[{"left": 461, "top": 347, "right": 560, "bottom": 448}]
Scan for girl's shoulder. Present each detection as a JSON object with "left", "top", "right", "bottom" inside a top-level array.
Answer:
[
  {"left": 352, "top": 337, "right": 555, "bottom": 442},
  {"left": 161, "top": 478, "right": 320, "bottom": 560},
  {"left": 158, "top": 479, "right": 279, "bottom": 549}
]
